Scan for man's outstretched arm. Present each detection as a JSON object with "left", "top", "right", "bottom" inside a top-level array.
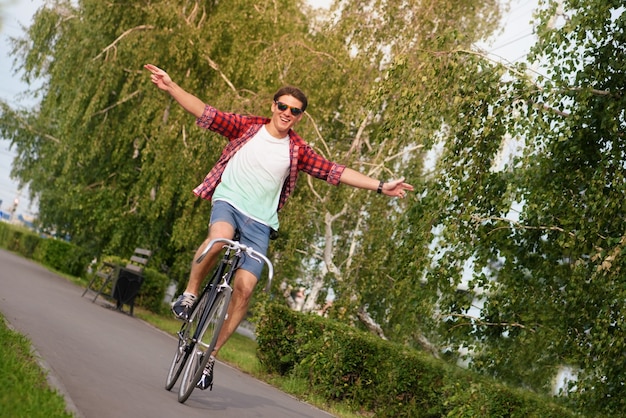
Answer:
[
  {"left": 144, "top": 64, "right": 206, "bottom": 118},
  {"left": 339, "top": 168, "right": 414, "bottom": 199}
]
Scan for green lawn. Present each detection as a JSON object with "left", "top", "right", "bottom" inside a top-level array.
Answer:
[{"left": 0, "top": 314, "right": 73, "bottom": 418}]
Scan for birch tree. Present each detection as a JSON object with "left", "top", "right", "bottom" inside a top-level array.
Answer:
[{"left": 374, "top": 0, "right": 625, "bottom": 415}]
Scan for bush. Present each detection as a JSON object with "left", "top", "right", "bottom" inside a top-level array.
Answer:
[
  {"left": 285, "top": 312, "right": 445, "bottom": 417},
  {"left": 0, "top": 223, "right": 40, "bottom": 257},
  {"left": 256, "top": 302, "right": 326, "bottom": 375},
  {"left": 0, "top": 222, "right": 168, "bottom": 314},
  {"left": 0, "top": 222, "right": 92, "bottom": 277},
  {"left": 33, "top": 238, "right": 92, "bottom": 278},
  {"left": 135, "top": 268, "right": 170, "bottom": 314},
  {"left": 256, "top": 303, "right": 578, "bottom": 418}
]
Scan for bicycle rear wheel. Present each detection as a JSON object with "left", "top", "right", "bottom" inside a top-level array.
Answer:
[
  {"left": 164, "top": 288, "right": 212, "bottom": 391},
  {"left": 178, "top": 286, "right": 232, "bottom": 403}
]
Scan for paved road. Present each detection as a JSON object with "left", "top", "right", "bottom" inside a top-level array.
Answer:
[{"left": 0, "top": 249, "right": 333, "bottom": 418}]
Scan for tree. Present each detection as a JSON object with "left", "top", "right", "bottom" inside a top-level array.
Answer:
[
  {"left": 375, "top": 0, "right": 624, "bottom": 415},
  {"left": 18, "top": 1, "right": 626, "bottom": 414},
  {"left": 294, "top": 0, "right": 502, "bottom": 347},
  {"left": 475, "top": 1, "right": 625, "bottom": 414}
]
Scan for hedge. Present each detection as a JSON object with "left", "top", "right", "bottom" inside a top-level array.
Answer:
[
  {"left": 256, "top": 303, "right": 579, "bottom": 418},
  {"left": 0, "top": 222, "right": 91, "bottom": 277}
]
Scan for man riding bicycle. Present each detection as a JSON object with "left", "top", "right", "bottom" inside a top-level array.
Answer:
[{"left": 145, "top": 63, "right": 414, "bottom": 390}]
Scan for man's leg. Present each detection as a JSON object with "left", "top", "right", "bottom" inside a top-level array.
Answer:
[
  {"left": 172, "top": 221, "right": 235, "bottom": 319},
  {"left": 212, "top": 268, "right": 258, "bottom": 356},
  {"left": 196, "top": 268, "right": 257, "bottom": 391},
  {"left": 186, "top": 221, "right": 235, "bottom": 294}
]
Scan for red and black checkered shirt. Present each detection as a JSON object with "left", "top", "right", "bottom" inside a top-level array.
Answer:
[{"left": 192, "top": 104, "right": 345, "bottom": 211}]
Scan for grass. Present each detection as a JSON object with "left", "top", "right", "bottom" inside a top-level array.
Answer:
[{"left": 0, "top": 313, "right": 73, "bottom": 418}]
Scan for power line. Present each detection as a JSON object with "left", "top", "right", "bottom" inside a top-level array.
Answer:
[
  {"left": 0, "top": 183, "right": 20, "bottom": 195},
  {"left": 0, "top": 149, "right": 16, "bottom": 158},
  {"left": 490, "top": 32, "right": 536, "bottom": 53}
]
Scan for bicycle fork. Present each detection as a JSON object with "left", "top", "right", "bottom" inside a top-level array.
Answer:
[{"left": 194, "top": 280, "right": 232, "bottom": 351}]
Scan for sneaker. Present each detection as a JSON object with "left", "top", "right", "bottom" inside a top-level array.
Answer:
[
  {"left": 196, "top": 356, "right": 215, "bottom": 391},
  {"left": 171, "top": 293, "right": 196, "bottom": 320}
]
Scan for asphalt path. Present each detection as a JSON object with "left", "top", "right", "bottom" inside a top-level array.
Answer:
[{"left": 0, "top": 249, "right": 334, "bottom": 418}]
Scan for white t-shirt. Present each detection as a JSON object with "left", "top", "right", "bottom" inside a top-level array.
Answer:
[{"left": 213, "top": 125, "right": 290, "bottom": 229}]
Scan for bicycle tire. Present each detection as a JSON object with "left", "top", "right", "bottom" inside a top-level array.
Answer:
[
  {"left": 164, "top": 287, "right": 212, "bottom": 391},
  {"left": 178, "top": 286, "right": 232, "bottom": 403}
]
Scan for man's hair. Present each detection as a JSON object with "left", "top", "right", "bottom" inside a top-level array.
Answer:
[{"left": 273, "top": 86, "right": 308, "bottom": 112}]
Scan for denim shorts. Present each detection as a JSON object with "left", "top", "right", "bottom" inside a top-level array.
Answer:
[{"left": 209, "top": 200, "right": 270, "bottom": 280}]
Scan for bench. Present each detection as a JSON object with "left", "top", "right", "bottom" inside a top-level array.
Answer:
[{"left": 82, "top": 248, "right": 152, "bottom": 316}]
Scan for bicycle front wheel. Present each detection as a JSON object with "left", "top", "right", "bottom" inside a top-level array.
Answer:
[
  {"left": 178, "top": 286, "right": 232, "bottom": 403},
  {"left": 164, "top": 287, "right": 212, "bottom": 391},
  {"left": 164, "top": 321, "right": 193, "bottom": 391}
]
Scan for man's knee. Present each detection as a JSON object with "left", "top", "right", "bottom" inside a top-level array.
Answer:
[
  {"left": 208, "top": 221, "right": 235, "bottom": 241},
  {"left": 233, "top": 271, "right": 257, "bottom": 298}
]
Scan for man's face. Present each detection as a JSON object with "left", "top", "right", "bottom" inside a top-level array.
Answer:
[{"left": 270, "top": 95, "right": 304, "bottom": 136}]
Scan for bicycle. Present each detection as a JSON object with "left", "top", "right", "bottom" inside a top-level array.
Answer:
[{"left": 164, "top": 236, "right": 273, "bottom": 403}]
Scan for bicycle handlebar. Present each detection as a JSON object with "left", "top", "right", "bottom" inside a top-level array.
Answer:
[{"left": 195, "top": 238, "right": 274, "bottom": 293}]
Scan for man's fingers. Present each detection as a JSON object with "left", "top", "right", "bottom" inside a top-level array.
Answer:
[{"left": 144, "top": 64, "right": 164, "bottom": 75}]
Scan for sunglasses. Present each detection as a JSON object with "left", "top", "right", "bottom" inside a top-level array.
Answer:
[{"left": 274, "top": 101, "right": 303, "bottom": 116}]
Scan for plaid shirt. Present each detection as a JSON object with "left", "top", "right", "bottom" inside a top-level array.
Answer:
[{"left": 193, "top": 105, "right": 345, "bottom": 211}]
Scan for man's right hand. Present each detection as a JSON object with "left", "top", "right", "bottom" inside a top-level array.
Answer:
[
  {"left": 143, "top": 64, "right": 207, "bottom": 118},
  {"left": 144, "top": 64, "right": 173, "bottom": 91}
]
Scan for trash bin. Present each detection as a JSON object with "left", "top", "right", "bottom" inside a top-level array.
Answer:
[{"left": 112, "top": 268, "right": 144, "bottom": 315}]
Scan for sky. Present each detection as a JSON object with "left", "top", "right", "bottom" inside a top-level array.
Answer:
[
  {"left": 0, "top": 0, "right": 538, "bottom": 219},
  {"left": 0, "top": 0, "right": 44, "bottom": 217}
]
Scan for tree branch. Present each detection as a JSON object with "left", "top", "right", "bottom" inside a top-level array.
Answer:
[
  {"left": 10, "top": 113, "right": 61, "bottom": 144},
  {"left": 323, "top": 205, "right": 348, "bottom": 277},
  {"left": 593, "top": 233, "right": 626, "bottom": 273},
  {"left": 358, "top": 143, "right": 423, "bottom": 183},
  {"left": 383, "top": 144, "right": 423, "bottom": 165},
  {"left": 85, "top": 173, "right": 116, "bottom": 189},
  {"left": 472, "top": 215, "right": 576, "bottom": 238},
  {"left": 92, "top": 25, "right": 154, "bottom": 61},
  {"left": 291, "top": 41, "right": 343, "bottom": 68},
  {"left": 345, "top": 111, "right": 373, "bottom": 158},
  {"left": 183, "top": 2, "right": 206, "bottom": 27},
  {"left": 356, "top": 307, "right": 387, "bottom": 340},
  {"left": 536, "top": 101, "right": 570, "bottom": 117},
  {"left": 446, "top": 313, "right": 534, "bottom": 332},
  {"left": 205, "top": 56, "right": 239, "bottom": 96},
  {"left": 90, "top": 90, "right": 140, "bottom": 117},
  {"left": 303, "top": 112, "right": 332, "bottom": 158},
  {"left": 413, "top": 331, "right": 441, "bottom": 359},
  {"left": 449, "top": 48, "right": 612, "bottom": 117},
  {"left": 306, "top": 174, "right": 324, "bottom": 204}
]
